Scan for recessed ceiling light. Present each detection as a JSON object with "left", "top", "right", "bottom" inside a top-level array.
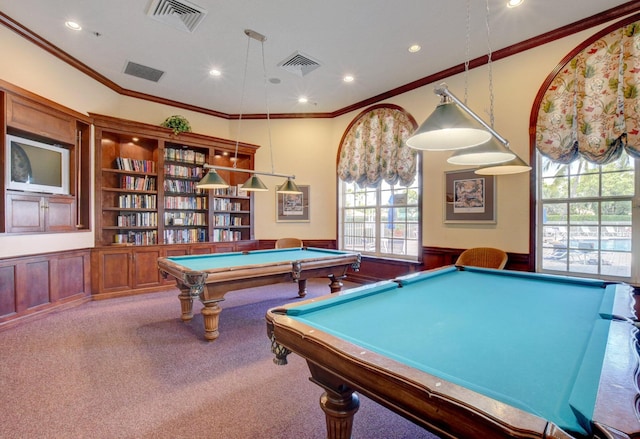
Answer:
[
  {"left": 343, "top": 75, "right": 354, "bottom": 83},
  {"left": 209, "top": 69, "right": 221, "bottom": 77},
  {"left": 65, "top": 21, "right": 82, "bottom": 31},
  {"left": 507, "top": 0, "right": 523, "bottom": 7},
  {"left": 408, "top": 44, "right": 421, "bottom": 53},
  {"left": 298, "top": 96, "right": 308, "bottom": 104}
]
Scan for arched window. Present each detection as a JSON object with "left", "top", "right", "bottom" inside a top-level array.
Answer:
[
  {"left": 337, "top": 104, "right": 422, "bottom": 260},
  {"left": 533, "top": 16, "right": 639, "bottom": 284}
]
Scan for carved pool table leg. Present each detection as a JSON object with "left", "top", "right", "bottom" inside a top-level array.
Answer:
[
  {"left": 177, "top": 287, "right": 195, "bottom": 321},
  {"left": 328, "top": 274, "right": 344, "bottom": 293},
  {"left": 320, "top": 388, "right": 360, "bottom": 439},
  {"left": 297, "top": 279, "right": 308, "bottom": 297},
  {"left": 201, "top": 302, "right": 222, "bottom": 341},
  {"left": 307, "top": 362, "right": 360, "bottom": 439}
]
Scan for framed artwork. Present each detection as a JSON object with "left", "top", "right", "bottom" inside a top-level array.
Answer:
[
  {"left": 444, "top": 170, "right": 496, "bottom": 223},
  {"left": 276, "top": 185, "right": 310, "bottom": 222}
]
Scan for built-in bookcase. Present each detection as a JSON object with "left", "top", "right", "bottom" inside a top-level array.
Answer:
[
  {"left": 163, "top": 144, "right": 208, "bottom": 244},
  {"left": 92, "top": 114, "right": 258, "bottom": 248}
]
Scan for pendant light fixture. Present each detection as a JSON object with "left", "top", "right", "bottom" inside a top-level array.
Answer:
[
  {"left": 405, "top": 96, "right": 492, "bottom": 150},
  {"left": 407, "top": 0, "right": 530, "bottom": 175},
  {"left": 447, "top": 137, "right": 515, "bottom": 165},
  {"left": 472, "top": 0, "right": 530, "bottom": 175},
  {"left": 196, "top": 169, "right": 229, "bottom": 189},
  {"left": 197, "top": 29, "right": 302, "bottom": 193},
  {"left": 474, "top": 153, "right": 531, "bottom": 175}
]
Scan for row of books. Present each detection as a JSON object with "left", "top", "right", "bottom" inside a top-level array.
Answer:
[
  {"left": 164, "top": 212, "right": 207, "bottom": 226},
  {"left": 164, "top": 164, "right": 203, "bottom": 179},
  {"left": 120, "top": 175, "right": 156, "bottom": 191},
  {"left": 163, "top": 179, "right": 203, "bottom": 194},
  {"left": 118, "top": 194, "right": 157, "bottom": 209},
  {"left": 213, "top": 198, "right": 243, "bottom": 211},
  {"left": 212, "top": 186, "right": 247, "bottom": 197},
  {"left": 113, "top": 230, "right": 158, "bottom": 245},
  {"left": 213, "top": 214, "right": 243, "bottom": 226},
  {"left": 164, "top": 147, "right": 206, "bottom": 165},
  {"left": 164, "top": 229, "right": 207, "bottom": 244},
  {"left": 116, "top": 212, "right": 158, "bottom": 227},
  {"left": 115, "top": 157, "right": 156, "bottom": 173},
  {"left": 164, "top": 196, "right": 207, "bottom": 210},
  {"left": 212, "top": 230, "right": 243, "bottom": 242}
]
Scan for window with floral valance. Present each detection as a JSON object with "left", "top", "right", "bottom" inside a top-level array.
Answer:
[
  {"left": 337, "top": 106, "right": 418, "bottom": 187},
  {"left": 535, "top": 21, "right": 640, "bottom": 164},
  {"left": 337, "top": 105, "right": 421, "bottom": 260}
]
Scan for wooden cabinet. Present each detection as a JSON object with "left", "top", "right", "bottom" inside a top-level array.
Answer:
[
  {"left": 91, "top": 246, "right": 164, "bottom": 295},
  {"left": 0, "top": 81, "right": 92, "bottom": 235},
  {"left": 91, "top": 241, "right": 260, "bottom": 298},
  {"left": 5, "top": 192, "right": 75, "bottom": 233},
  {"left": 6, "top": 93, "right": 76, "bottom": 144}
]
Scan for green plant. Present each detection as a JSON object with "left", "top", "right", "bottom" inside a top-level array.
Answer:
[{"left": 161, "top": 115, "right": 191, "bottom": 135}]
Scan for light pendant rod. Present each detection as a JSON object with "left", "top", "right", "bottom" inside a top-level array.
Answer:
[
  {"left": 434, "top": 83, "right": 508, "bottom": 146},
  {"left": 203, "top": 164, "right": 295, "bottom": 180}
]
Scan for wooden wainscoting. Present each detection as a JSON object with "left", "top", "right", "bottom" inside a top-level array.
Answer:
[
  {"left": 0, "top": 249, "right": 91, "bottom": 330},
  {"left": 257, "top": 241, "right": 530, "bottom": 284}
]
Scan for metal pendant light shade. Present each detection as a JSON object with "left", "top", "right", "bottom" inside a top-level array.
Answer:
[
  {"left": 446, "top": 137, "right": 516, "bottom": 166},
  {"left": 475, "top": 153, "right": 531, "bottom": 175},
  {"left": 406, "top": 101, "right": 492, "bottom": 151},
  {"left": 196, "top": 170, "right": 229, "bottom": 189},
  {"left": 276, "top": 178, "right": 302, "bottom": 194},
  {"left": 241, "top": 175, "right": 269, "bottom": 192}
]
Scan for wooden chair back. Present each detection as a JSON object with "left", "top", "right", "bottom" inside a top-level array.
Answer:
[
  {"left": 275, "top": 237, "right": 303, "bottom": 249},
  {"left": 455, "top": 247, "right": 508, "bottom": 269}
]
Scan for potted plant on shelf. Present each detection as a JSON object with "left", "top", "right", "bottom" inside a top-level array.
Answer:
[{"left": 161, "top": 115, "right": 192, "bottom": 135}]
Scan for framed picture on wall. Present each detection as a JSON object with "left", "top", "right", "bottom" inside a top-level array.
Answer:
[
  {"left": 276, "top": 185, "right": 310, "bottom": 222},
  {"left": 444, "top": 170, "right": 496, "bottom": 223}
]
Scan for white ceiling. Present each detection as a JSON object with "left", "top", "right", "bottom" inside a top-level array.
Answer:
[{"left": 0, "top": 0, "right": 634, "bottom": 115}]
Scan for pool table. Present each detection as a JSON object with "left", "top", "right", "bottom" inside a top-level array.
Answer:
[
  {"left": 158, "top": 247, "right": 360, "bottom": 341},
  {"left": 266, "top": 266, "right": 640, "bottom": 439}
]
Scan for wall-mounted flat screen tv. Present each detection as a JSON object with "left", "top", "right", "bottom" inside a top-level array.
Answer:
[{"left": 5, "top": 134, "right": 70, "bottom": 195}]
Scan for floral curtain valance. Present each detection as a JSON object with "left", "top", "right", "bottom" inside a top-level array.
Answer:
[
  {"left": 536, "top": 21, "right": 640, "bottom": 164},
  {"left": 337, "top": 107, "right": 417, "bottom": 187}
]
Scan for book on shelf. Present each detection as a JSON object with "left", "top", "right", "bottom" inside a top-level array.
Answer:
[{"left": 115, "top": 157, "right": 156, "bottom": 173}]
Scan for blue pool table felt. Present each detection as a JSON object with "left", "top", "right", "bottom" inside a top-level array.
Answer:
[
  {"left": 287, "top": 267, "right": 615, "bottom": 436},
  {"left": 166, "top": 248, "right": 346, "bottom": 271}
]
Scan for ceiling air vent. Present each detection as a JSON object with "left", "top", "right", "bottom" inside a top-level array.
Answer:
[
  {"left": 277, "top": 51, "right": 321, "bottom": 77},
  {"left": 124, "top": 61, "right": 165, "bottom": 82},
  {"left": 146, "top": 0, "right": 207, "bottom": 33}
]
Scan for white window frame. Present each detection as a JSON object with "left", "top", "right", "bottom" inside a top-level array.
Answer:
[
  {"left": 535, "top": 151, "right": 639, "bottom": 285},
  {"left": 339, "top": 157, "right": 421, "bottom": 261}
]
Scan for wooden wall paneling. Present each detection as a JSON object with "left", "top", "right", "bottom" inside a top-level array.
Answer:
[
  {"left": 21, "top": 259, "right": 50, "bottom": 310},
  {"left": 0, "top": 265, "right": 16, "bottom": 318},
  {"left": 0, "top": 250, "right": 90, "bottom": 330},
  {"left": 56, "top": 253, "right": 89, "bottom": 301},
  {"left": 189, "top": 244, "right": 215, "bottom": 255},
  {"left": 132, "top": 247, "right": 162, "bottom": 289},
  {"left": 234, "top": 240, "right": 260, "bottom": 252}
]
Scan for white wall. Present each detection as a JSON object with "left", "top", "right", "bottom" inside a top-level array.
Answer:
[{"left": 0, "top": 17, "right": 620, "bottom": 257}]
